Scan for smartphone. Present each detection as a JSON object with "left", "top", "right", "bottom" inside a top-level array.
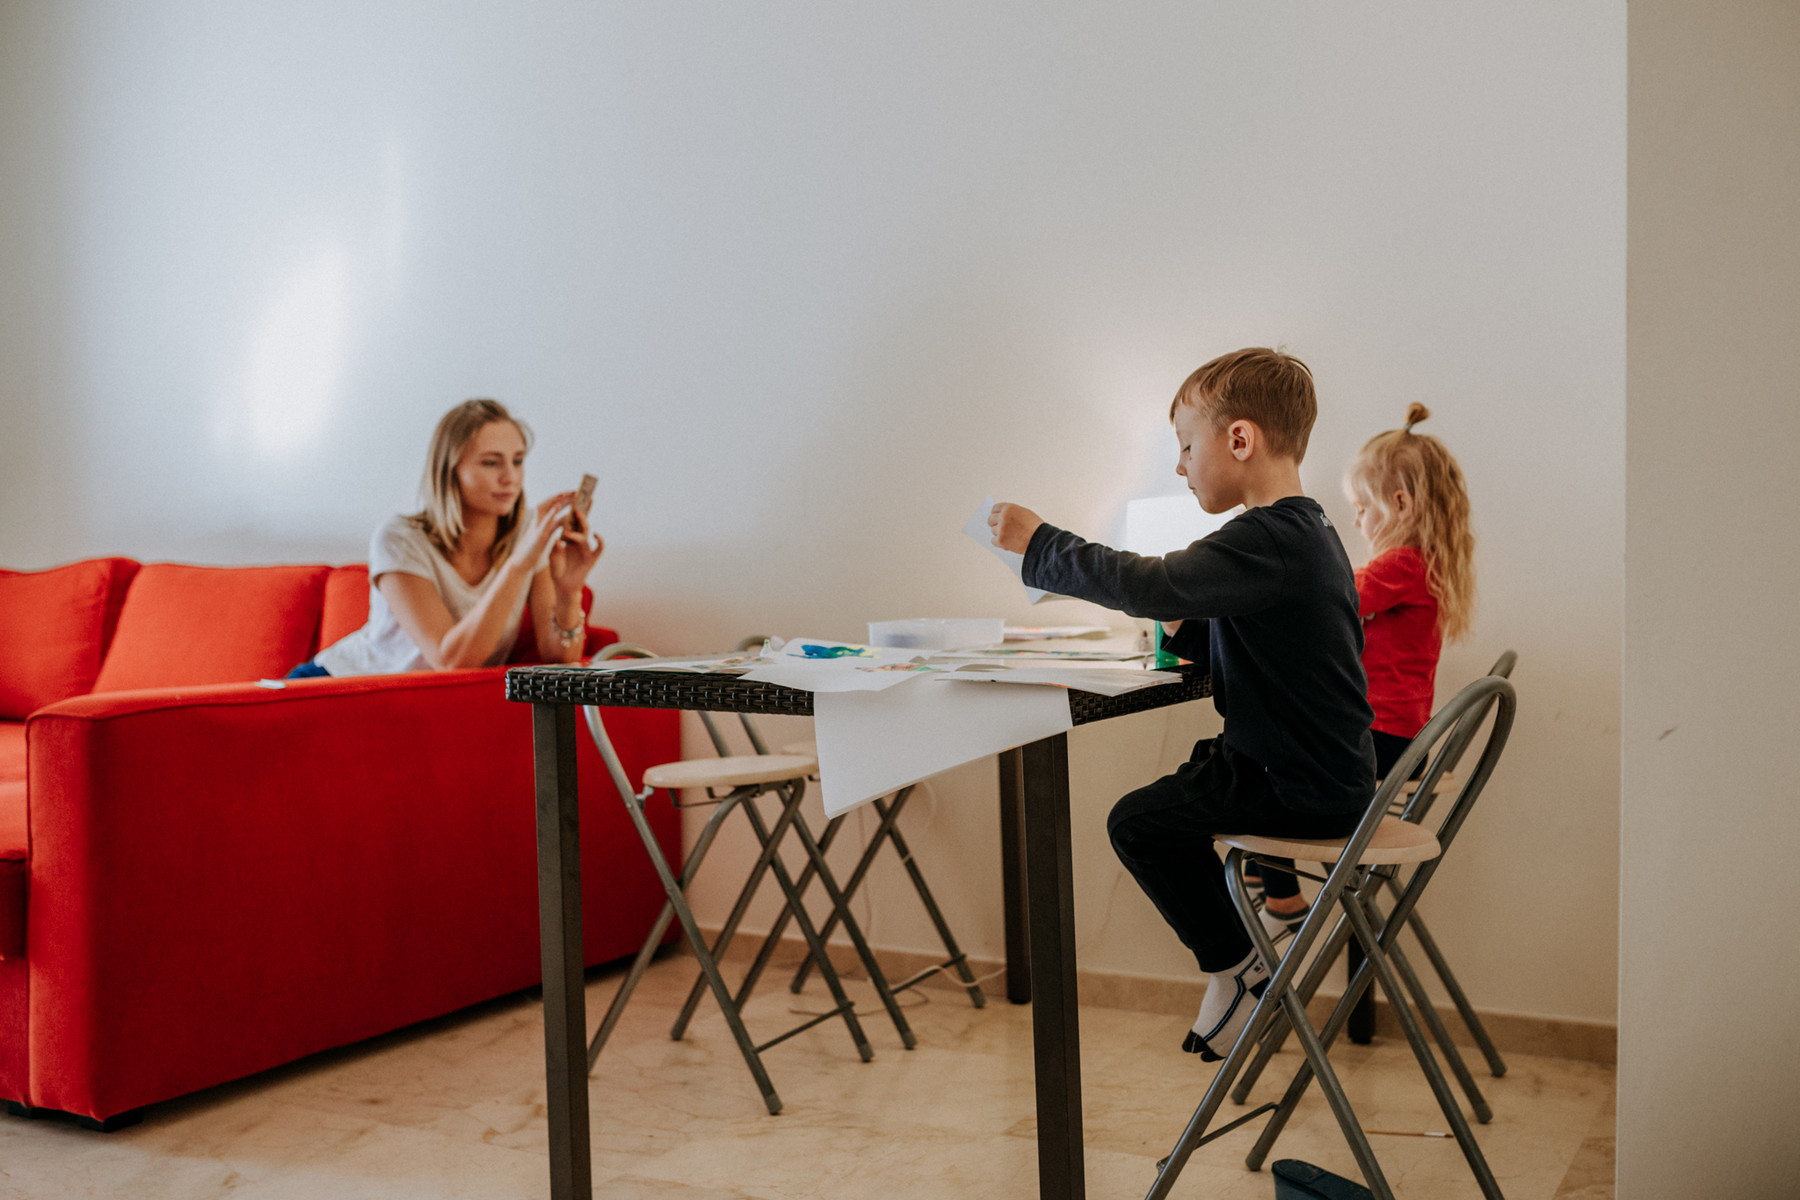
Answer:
[{"left": 574, "top": 473, "right": 597, "bottom": 516}]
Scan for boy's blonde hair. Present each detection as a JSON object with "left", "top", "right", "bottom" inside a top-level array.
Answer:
[
  {"left": 410, "top": 399, "right": 533, "bottom": 562},
  {"left": 1346, "top": 403, "right": 1476, "bottom": 643},
  {"left": 1169, "top": 347, "right": 1317, "bottom": 462}
]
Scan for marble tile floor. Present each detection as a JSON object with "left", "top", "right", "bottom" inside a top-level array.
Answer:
[{"left": 0, "top": 957, "right": 1614, "bottom": 1199}]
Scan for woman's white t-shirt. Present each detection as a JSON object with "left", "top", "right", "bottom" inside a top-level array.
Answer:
[{"left": 315, "top": 515, "right": 532, "bottom": 677}]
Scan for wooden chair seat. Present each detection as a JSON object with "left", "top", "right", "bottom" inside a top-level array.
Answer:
[
  {"left": 1214, "top": 816, "right": 1441, "bottom": 866},
  {"left": 1395, "top": 771, "right": 1455, "bottom": 796},
  {"left": 643, "top": 753, "right": 817, "bottom": 791}
]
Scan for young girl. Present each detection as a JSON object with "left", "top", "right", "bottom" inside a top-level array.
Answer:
[
  {"left": 291, "top": 399, "right": 603, "bottom": 677},
  {"left": 1258, "top": 402, "right": 1476, "bottom": 934}
]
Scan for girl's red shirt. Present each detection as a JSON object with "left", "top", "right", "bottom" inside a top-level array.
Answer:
[{"left": 1356, "top": 545, "right": 1441, "bottom": 738}]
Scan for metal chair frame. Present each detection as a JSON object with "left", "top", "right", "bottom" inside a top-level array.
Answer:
[
  {"left": 711, "top": 636, "right": 985, "bottom": 1010},
  {"left": 663, "top": 707, "right": 919, "bottom": 1053},
  {"left": 578, "top": 645, "right": 910, "bottom": 1115},
  {"left": 1233, "top": 651, "right": 1517, "bottom": 1117},
  {"left": 777, "top": 782, "right": 987, "bottom": 1007},
  {"left": 1144, "top": 672, "right": 1517, "bottom": 1200}
]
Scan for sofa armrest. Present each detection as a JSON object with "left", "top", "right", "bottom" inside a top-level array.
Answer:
[{"left": 23, "top": 668, "right": 679, "bottom": 1118}]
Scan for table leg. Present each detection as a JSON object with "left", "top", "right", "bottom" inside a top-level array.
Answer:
[
  {"left": 533, "top": 703, "right": 590, "bottom": 1200},
  {"left": 1347, "top": 938, "right": 1375, "bottom": 1043},
  {"left": 1021, "top": 733, "right": 1084, "bottom": 1200},
  {"left": 998, "top": 747, "right": 1032, "bottom": 1005}
]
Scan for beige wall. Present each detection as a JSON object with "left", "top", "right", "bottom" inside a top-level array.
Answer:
[
  {"left": 1622, "top": 1, "right": 1800, "bottom": 1193},
  {"left": 1, "top": 3, "right": 1623, "bottom": 1026}
]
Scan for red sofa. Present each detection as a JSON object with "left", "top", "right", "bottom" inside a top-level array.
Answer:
[{"left": 0, "top": 557, "right": 679, "bottom": 1127}]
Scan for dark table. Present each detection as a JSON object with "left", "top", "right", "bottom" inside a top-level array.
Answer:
[{"left": 506, "top": 661, "right": 1210, "bottom": 1200}]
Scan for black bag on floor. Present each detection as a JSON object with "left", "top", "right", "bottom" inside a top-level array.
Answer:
[{"left": 1271, "top": 1159, "right": 1374, "bottom": 1200}]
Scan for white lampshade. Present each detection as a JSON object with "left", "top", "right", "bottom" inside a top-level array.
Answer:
[{"left": 1123, "top": 495, "right": 1236, "bottom": 557}]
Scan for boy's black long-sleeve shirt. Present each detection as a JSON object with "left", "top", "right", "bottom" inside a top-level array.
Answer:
[{"left": 1023, "top": 496, "right": 1376, "bottom": 816}]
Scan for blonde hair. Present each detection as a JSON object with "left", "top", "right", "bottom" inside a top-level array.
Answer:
[
  {"left": 1346, "top": 403, "right": 1476, "bottom": 642},
  {"left": 1170, "top": 347, "right": 1318, "bottom": 462},
  {"left": 410, "top": 399, "right": 533, "bottom": 562}
]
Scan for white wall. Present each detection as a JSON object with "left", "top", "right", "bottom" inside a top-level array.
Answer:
[
  {"left": 1622, "top": 1, "right": 1800, "bottom": 1193},
  {"left": 0, "top": 2, "right": 1624, "bottom": 1024}
]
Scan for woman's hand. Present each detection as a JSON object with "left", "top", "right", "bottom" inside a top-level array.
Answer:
[
  {"left": 516, "top": 492, "right": 576, "bottom": 568},
  {"left": 548, "top": 501, "right": 604, "bottom": 596}
]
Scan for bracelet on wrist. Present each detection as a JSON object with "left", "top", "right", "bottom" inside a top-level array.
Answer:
[{"left": 552, "top": 609, "right": 584, "bottom": 647}]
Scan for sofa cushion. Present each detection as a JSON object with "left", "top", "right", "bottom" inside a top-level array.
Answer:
[
  {"left": 0, "top": 723, "right": 22, "bottom": 784},
  {"left": 0, "top": 558, "right": 141, "bottom": 718},
  {"left": 318, "top": 565, "right": 371, "bottom": 650},
  {"left": 0, "top": 729, "right": 21, "bottom": 948},
  {"left": 92, "top": 564, "right": 331, "bottom": 692},
  {"left": 0, "top": 779, "right": 23, "bottom": 859}
]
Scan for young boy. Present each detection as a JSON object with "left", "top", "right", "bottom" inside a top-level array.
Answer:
[{"left": 988, "top": 347, "right": 1376, "bottom": 1060}]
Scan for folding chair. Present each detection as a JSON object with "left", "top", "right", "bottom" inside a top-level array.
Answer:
[
  {"left": 1145, "top": 671, "right": 1517, "bottom": 1200},
  {"left": 579, "top": 645, "right": 906, "bottom": 1115},
  {"left": 661, "top": 712, "right": 919, "bottom": 1055},
  {"left": 1234, "top": 651, "right": 1518, "bottom": 1118},
  {"left": 699, "top": 637, "right": 986, "bottom": 1011},
  {"left": 748, "top": 745, "right": 987, "bottom": 1010}
]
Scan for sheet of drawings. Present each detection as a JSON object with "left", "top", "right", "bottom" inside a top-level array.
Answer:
[
  {"left": 963, "top": 495, "right": 1068, "bottom": 604},
  {"left": 739, "top": 638, "right": 944, "bottom": 693}
]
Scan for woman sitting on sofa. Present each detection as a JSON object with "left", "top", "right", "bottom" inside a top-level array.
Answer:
[{"left": 290, "top": 399, "right": 603, "bottom": 677}]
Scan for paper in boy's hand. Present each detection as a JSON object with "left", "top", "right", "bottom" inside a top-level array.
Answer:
[{"left": 963, "top": 495, "right": 1063, "bottom": 604}]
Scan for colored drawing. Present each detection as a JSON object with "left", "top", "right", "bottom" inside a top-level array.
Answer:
[{"left": 800, "top": 643, "right": 875, "bottom": 659}]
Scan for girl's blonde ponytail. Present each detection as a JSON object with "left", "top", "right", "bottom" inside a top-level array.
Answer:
[{"left": 1347, "top": 406, "right": 1477, "bottom": 643}]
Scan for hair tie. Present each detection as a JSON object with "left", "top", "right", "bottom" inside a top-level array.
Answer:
[{"left": 1403, "top": 421, "right": 1416, "bottom": 434}]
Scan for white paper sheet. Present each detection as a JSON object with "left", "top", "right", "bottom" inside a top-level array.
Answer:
[
  {"left": 931, "top": 665, "right": 1182, "bottom": 697},
  {"left": 964, "top": 496, "right": 1067, "bottom": 604},
  {"left": 814, "top": 682, "right": 1074, "bottom": 816},
  {"left": 929, "top": 647, "right": 1149, "bottom": 662},
  {"left": 1003, "top": 624, "right": 1112, "bottom": 640}
]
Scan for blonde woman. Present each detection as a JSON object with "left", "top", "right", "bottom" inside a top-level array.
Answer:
[{"left": 293, "top": 399, "right": 602, "bottom": 677}]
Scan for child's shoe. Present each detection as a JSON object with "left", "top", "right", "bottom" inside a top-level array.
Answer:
[
  {"left": 1182, "top": 951, "right": 1271, "bottom": 1061},
  {"left": 1258, "top": 900, "right": 1311, "bottom": 944}
]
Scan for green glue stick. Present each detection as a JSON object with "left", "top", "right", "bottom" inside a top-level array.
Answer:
[{"left": 1153, "top": 622, "right": 1180, "bottom": 669}]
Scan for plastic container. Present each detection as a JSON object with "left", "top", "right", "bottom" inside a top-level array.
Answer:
[{"left": 866, "top": 618, "right": 1005, "bottom": 652}]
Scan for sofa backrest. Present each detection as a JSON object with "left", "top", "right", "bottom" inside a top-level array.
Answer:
[
  {"left": 0, "top": 557, "right": 141, "bottom": 719},
  {"left": 320, "top": 565, "right": 371, "bottom": 649},
  {"left": 91, "top": 564, "right": 332, "bottom": 693}
]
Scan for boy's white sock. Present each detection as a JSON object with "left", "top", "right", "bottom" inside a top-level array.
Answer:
[{"left": 1182, "top": 949, "right": 1271, "bottom": 1062}]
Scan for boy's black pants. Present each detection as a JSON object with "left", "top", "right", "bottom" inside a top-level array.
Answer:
[
  {"left": 1108, "top": 737, "right": 1360, "bottom": 973},
  {"left": 1259, "top": 728, "right": 1414, "bottom": 900}
]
